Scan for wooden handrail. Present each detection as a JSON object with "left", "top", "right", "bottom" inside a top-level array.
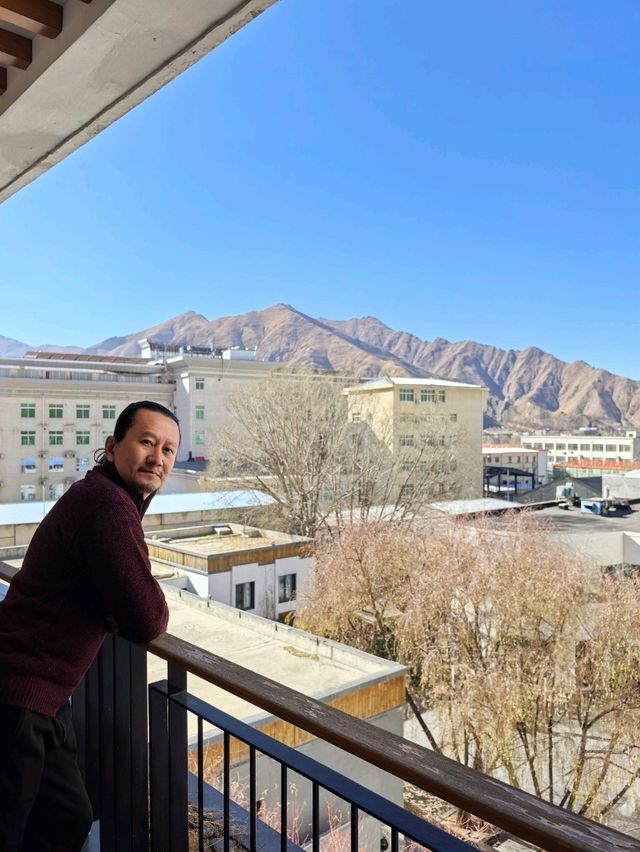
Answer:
[{"left": 148, "top": 631, "right": 639, "bottom": 852}]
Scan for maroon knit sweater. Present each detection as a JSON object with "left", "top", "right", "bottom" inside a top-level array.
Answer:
[{"left": 0, "top": 463, "right": 169, "bottom": 716}]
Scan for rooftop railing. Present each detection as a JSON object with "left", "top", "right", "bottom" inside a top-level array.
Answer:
[{"left": 0, "top": 563, "right": 637, "bottom": 851}]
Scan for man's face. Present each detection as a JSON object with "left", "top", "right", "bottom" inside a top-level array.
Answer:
[{"left": 105, "top": 409, "right": 180, "bottom": 497}]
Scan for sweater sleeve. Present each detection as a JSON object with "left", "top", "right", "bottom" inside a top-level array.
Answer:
[{"left": 78, "top": 487, "right": 169, "bottom": 644}]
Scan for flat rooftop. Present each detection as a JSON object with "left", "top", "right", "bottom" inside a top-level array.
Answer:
[
  {"left": 0, "top": 490, "right": 273, "bottom": 526},
  {"left": 152, "top": 587, "right": 406, "bottom": 737},
  {"left": 148, "top": 524, "right": 309, "bottom": 556}
]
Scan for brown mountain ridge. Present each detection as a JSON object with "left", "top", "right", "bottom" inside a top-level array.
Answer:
[{"left": 7, "top": 304, "right": 640, "bottom": 431}]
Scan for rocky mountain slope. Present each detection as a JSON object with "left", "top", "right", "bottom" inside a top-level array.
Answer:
[{"left": 5, "top": 305, "right": 640, "bottom": 430}]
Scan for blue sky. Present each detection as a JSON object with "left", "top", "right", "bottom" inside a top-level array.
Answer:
[{"left": 2, "top": 1, "right": 639, "bottom": 377}]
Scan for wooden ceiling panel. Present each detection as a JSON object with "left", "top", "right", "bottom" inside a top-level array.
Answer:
[
  {"left": 0, "top": 27, "right": 31, "bottom": 68},
  {"left": 0, "top": 1, "right": 62, "bottom": 38}
]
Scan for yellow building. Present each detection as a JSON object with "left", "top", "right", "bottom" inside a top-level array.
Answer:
[{"left": 344, "top": 377, "right": 487, "bottom": 500}]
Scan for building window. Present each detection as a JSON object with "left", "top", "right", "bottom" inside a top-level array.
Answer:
[
  {"left": 592, "top": 444, "right": 603, "bottom": 452},
  {"left": 351, "top": 412, "right": 361, "bottom": 423},
  {"left": 49, "top": 431, "right": 64, "bottom": 446},
  {"left": 449, "top": 413, "right": 457, "bottom": 422},
  {"left": 580, "top": 444, "right": 591, "bottom": 451},
  {"left": 195, "top": 430, "right": 205, "bottom": 446},
  {"left": 20, "top": 457, "right": 37, "bottom": 473},
  {"left": 449, "top": 460, "right": 457, "bottom": 471},
  {"left": 49, "top": 404, "right": 63, "bottom": 418},
  {"left": 568, "top": 443, "right": 578, "bottom": 451},
  {"left": 102, "top": 431, "right": 111, "bottom": 444},
  {"left": 400, "top": 461, "right": 413, "bottom": 472},
  {"left": 48, "top": 483, "right": 64, "bottom": 500},
  {"left": 619, "top": 445, "right": 629, "bottom": 453},
  {"left": 438, "top": 390, "right": 446, "bottom": 403},
  {"left": 606, "top": 444, "right": 617, "bottom": 452},
  {"left": 400, "top": 484, "right": 414, "bottom": 499},
  {"left": 399, "top": 434, "right": 414, "bottom": 447},
  {"left": 76, "top": 405, "right": 90, "bottom": 419},
  {"left": 195, "top": 377, "right": 205, "bottom": 390},
  {"left": 20, "top": 485, "right": 37, "bottom": 502},
  {"left": 21, "top": 403, "right": 36, "bottom": 418},
  {"left": 556, "top": 443, "right": 566, "bottom": 450},
  {"left": 399, "top": 389, "right": 414, "bottom": 402},
  {"left": 102, "top": 405, "right": 116, "bottom": 420},
  {"left": 195, "top": 406, "right": 205, "bottom": 420},
  {"left": 76, "top": 457, "right": 90, "bottom": 472},
  {"left": 235, "top": 582, "right": 255, "bottom": 611},
  {"left": 421, "top": 389, "right": 435, "bottom": 403},
  {"left": 76, "top": 431, "right": 90, "bottom": 446},
  {"left": 48, "top": 456, "right": 64, "bottom": 472},
  {"left": 278, "top": 574, "right": 297, "bottom": 603},
  {"left": 20, "top": 431, "right": 36, "bottom": 446}
]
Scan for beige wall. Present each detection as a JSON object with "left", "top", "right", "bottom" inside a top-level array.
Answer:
[{"left": 346, "top": 381, "right": 486, "bottom": 499}]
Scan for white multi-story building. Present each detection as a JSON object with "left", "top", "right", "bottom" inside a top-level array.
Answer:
[
  {"left": 0, "top": 346, "right": 280, "bottom": 503},
  {"left": 522, "top": 431, "right": 640, "bottom": 468}
]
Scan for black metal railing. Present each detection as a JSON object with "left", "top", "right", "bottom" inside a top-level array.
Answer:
[
  {"left": 72, "top": 630, "right": 639, "bottom": 852},
  {"left": 1, "top": 563, "right": 639, "bottom": 852}
]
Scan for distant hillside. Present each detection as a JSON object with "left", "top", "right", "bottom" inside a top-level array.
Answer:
[{"left": 6, "top": 304, "right": 640, "bottom": 430}]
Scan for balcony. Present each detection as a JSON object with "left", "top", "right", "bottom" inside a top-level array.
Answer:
[{"left": 0, "top": 563, "right": 636, "bottom": 851}]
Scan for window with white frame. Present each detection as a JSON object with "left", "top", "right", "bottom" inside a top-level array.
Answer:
[
  {"left": 195, "top": 406, "right": 205, "bottom": 420},
  {"left": 76, "top": 457, "right": 91, "bottom": 472},
  {"left": 76, "top": 431, "right": 90, "bottom": 446},
  {"left": 278, "top": 574, "right": 297, "bottom": 603},
  {"left": 20, "top": 457, "right": 37, "bottom": 473},
  {"left": 400, "top": 484, "right": 414, "bottom": 499},
  {"left": 48, "top": 456, "right": 64, "bottom": 472},
  {"left": 195, "top": 377, "right": 205, "bottom": 390},
  {"left": 49, "top": 431, "right": 63, "bottom": 446},
  {"left": 421, "top": 389, "right": 435, "bottom": 402},
  {"left": 438, "top": 390, "right": 446, "bottom": 403},
  {"left": 20, "top": 485, "right": 37, "bottom": 501},
  {"left": 48, "top": 483, "right": 64, "bottom": 500},
  {"left": 102, "top": 405, "right": 116, "bottom": 420},
  {"left": 399, "top": 434, "right": 414, "bottom": 447},
  {"left": 21, "top": 403, "right": 36, "bottom": 418},
  {"left": 49, "top": 404, "right": 63, "bottom": 418},
  {"left": 195, "top": 431, "right": 205, "bottom": 445},
  {"left": 76, "top": 405, "right": 90, "bottom": 419},
  {"left": 351, "top": 412, "right": 361, "bottom": 423},
  {"left": 235, "top": 581, "right": 255, "bottom": 611},
  {"left": 20, "top": 431, "right": 36, "bottom": 446},
  {"left": 399, "top": 389, "right": 414, "bottom": 402}
]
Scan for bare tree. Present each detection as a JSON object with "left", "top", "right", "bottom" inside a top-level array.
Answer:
[
  {"left": 296, "top": 513, "right": 640, "bottom": 824},
  {"left": 208, "top": 373, "right": 468, "bottom": 536}
]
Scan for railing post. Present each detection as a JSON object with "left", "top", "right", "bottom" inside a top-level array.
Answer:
[
  {"left": 168, "top": 661, "right": 189, "bottom": 850},
  {"left": 149, "top": 663, "right": 189, "bottom": 851}
]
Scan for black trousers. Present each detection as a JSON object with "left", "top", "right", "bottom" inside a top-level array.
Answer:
[{"left": 0, "top": 701, "right": 93, "bottom": 852}]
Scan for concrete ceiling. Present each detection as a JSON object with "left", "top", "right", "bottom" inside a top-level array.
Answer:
[{"left": 0, "top": 0, "right": 278, "bottom": 204}]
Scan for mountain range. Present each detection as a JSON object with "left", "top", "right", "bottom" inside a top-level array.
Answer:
[{"left": 3, "top": 303, "right": 640, "bottom": 430}]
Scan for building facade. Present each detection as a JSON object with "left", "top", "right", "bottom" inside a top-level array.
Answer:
[
  {"left": 483, "top": 445, "right": 548, "bottom": 493},
  {"left": 344, "top": 377, "right": 487, "bottom": 500},
  {"left": 522, "top": 431, "right": 640, "bottom": 468},
  {"left": 148, "top": 522, "right": 313, "bottom": 622},
  {"left": 0, "top": 346, "right": 280, "bottom": 503}
]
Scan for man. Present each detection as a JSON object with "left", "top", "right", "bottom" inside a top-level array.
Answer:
[{"left": 0, "top": 400, "right": 180, "bottom": 851}]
